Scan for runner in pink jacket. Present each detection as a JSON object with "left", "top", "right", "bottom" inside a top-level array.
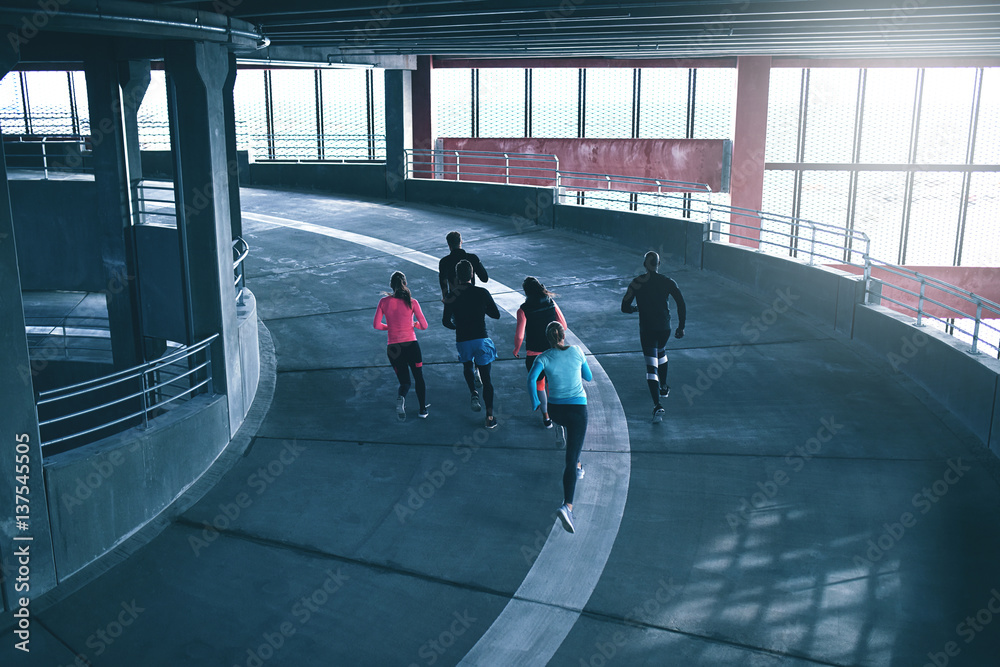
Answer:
[{"left": 374, "top": 271, "right": 429, "bottom": 420}]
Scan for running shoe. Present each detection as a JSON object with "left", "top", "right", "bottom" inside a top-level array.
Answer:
[
  {"left": 543, "top": 418, "right": 553, "bottom": 429},
  {"left": 557, "top": 504, "right": 575, "bottom": 533},
  {"left": 659, "top": 384, "right": 671, "bottom": 398},
  {"left": 418, "top": 405, "right": 430, "bottom": 419},
  {"left": 557, "top": 425, "right": 566, "bottom": 449},
  {"left": 396, "top": 396, "right": 406, "bottom": 421},
  {"left": 576, "top": 466, "right": 585, "bottom": 480},
  {"left": 473, "top": 367, "right": 483, "bottom": 389},
  {"left": 652, "top": 405, "right": 665, "bottom": 423},
  {"left": 471, "top": 392, "right": 482, "bottom": 412},
  {"left": 485, "top": 415, "right": 498, "bottom": 429}
]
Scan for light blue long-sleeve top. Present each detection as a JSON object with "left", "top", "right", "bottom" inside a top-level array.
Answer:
[{"left": 527, "top": 345, "right": 592, "bottom": 410}]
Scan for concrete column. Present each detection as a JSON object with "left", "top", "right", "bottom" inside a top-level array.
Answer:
[
  {"left": 119, "top": 60, "right": 150, "bottom": 192},
  {"left": 384, "top": 68, "right": 413, "bottom": 200},
  {"left": 730, "top": 56, "right": 771, "bottom": 248},
  {"left": 84, "top": 55, "right": 144, "bottom": 369},
  {"left": 0, "top": 45, "right": 58, "bottom": 611},
  {"left": 223, "top": 51, "right": 242, "bottom": 242},
  {"left": 411, "top": 56, "right": 433, "bottom": 180},
  {"left": 166, "top": 40, "right": 243, "bottom": 435}
]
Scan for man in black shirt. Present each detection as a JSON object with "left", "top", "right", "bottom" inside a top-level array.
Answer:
[
  {"left": 621, "top": 251, "right": 687, "bottom": 423},
  {"left": 443, "top": 260, "right": 501, "bottom": 428},
  {"left": 439, "top": 231, "right": 489, "bottom": 303}
]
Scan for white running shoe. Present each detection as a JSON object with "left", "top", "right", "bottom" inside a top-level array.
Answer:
[
  {"left": 652, "top": 406, "right": 665, "bottom": 423},
  {"left": 396, "top": 396, "right": 405, "bottom": 421},
  {"left": 557, "top": 504, "right": 575, "bottom": 534},
  {"left": 576, "top": 466, "right": 585, "bottom": 480}
]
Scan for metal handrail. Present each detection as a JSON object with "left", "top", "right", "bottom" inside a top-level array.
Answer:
[
  {"left": 3, "top": 134, "right": 92, "bottom": 177},
  {"left": 233, "top": 236, "right": 250, "bottom": 306},
  {"left": 709, "top": 205, "right": 872, "bottom": 267},
  {"left": 867, "top": 259, "right": 1000, "bottom": 355},
  {"left": 405, "top": 148, "right": 561, "bottom": 186},
  {"left": 38, "top": 334, "right": 217, "bottom": 401},
  {"left": 37, "top": 334, "right": 219, "bottom": 450}
]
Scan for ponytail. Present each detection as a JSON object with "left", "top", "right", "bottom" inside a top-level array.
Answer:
[
  {"left": 389, "top": 271, "right": 412, "bottom": 308},
  {"left": 545, "top": 321, "right": 569, "bottom": 350}
]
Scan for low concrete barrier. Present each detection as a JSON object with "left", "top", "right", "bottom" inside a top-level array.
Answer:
[
  {"left": 553, "top": 204, "right": 703, "bottom": 267},
  {"left": 404, "top": 178, "right": 555, "bottom": 229},
  {"left": 43, "top": 394, "right": 230, "bottom": 579}
]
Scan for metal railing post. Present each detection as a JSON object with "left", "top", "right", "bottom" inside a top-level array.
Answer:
[
  {"left": 863, "top": 254, "right": 872, "bottom": 305},
  {"left": 42, "top": 137, "right": 49, "bottom": 179},
  {"left": 454, "top": 151, "right": 460, "bottom": 181},
  {"left": 809, "top": 222, "right": 817, "bottom": 264},
  {"left": 504, "top": 153, "right": 509, "bottom": 184},
  {"left": 916, "top": 276, "right": 926, "bottom": 326},
  {"left": 140, "top": 369, "right": 150, "bottom": 429},
  {"left": 972, "top": 299, "right": 982, "bottom": 354}
]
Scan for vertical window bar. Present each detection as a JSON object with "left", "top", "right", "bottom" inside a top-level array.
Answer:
[
  {"left": 19, "top": 71, "right": 32, "bottom": 135},
  {"left": 67, "top": 71, "right": 80, "bottom": 136},
  {"left": 686, "top": 68, "right": 696, "bottom": 139},
  {"left": 263, "top": 70, "right": 276, "bottom": 161},
  {"left": 954, "top": 67, "right": 983, "bottom": 267},
  {"left": 631, "top": 68, "right": 641, "bottom": 139},
  {"left": 790, "top": 68, "right": 810, "bottom": 258},
  {"left": 845, "top": 69, "right": 867, "bottom": 261},
  {"left": 314, "top": 70, "right": 324, "bottom": 161},
  {"left": 524, "top": 69, "right": 532, "bottom": 138},
  {"left": 578, "top": 69, "right": 586, "bottom": 138},
  {"left": 366, "top": 69, "right": 376, "bottom": 160},
  {"left": 471, "top": 69, "right": 479, "bottom": 138},
  {"left": 683, "top": 69, "right": 696, "bottom": 218},
  {"left": 899, "top": 68, "right": 924, "bottom": 265}
]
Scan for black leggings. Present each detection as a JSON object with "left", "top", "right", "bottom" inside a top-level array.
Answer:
[
  {"left": 548, "top": 403, "right": 587, "bottom": 505},
  {"left": 387, "top": 341, "right": 426, "bottom": 409},
  {"left": 463, "top": 361, "right": 494, "bottom": 413}
]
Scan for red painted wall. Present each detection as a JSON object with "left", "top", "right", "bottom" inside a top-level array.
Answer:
[{"left": 437, "top": 137, "right": 729, "bottom": 193}]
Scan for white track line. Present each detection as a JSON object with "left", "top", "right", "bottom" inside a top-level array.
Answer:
[{"left": 244, "top": 211, "right": 630, "bottom": 666}]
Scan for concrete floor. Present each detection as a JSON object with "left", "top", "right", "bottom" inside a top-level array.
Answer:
[{"left": 5, "top": 187, "right": 1000, "bottom": 666}]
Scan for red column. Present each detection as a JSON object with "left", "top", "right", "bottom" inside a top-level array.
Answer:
[
  {"left": 730, "top": 56, "right": 771, "bottom": 248},
  {"left": 411, "top": 55, "right": 433, "bottom": 178}
]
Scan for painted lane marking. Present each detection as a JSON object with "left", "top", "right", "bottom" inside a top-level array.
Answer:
[{"left": 243, "top": 211, "right": 630, "bottom": 666}]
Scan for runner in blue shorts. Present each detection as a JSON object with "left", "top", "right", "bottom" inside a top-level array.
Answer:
[{"left": 443, "top": 259, "right": 501, "bottom": 428}]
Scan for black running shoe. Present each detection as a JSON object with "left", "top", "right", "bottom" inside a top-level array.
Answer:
[
  {"left": 659, "top": 385, "right": 670, "bottom": 398},
  {"left": 652, "top": 405, "right": 665, "bottom": 423}
]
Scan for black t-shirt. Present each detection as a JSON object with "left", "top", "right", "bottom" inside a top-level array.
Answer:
[
  {"left": 623, "top": 272, "right": 686, "bottom": 332},
  {"left": 442, "top": 284, "right": 500, "bottom": 342},
  {"left": 439, "top": 249, "right": 489, "bottom": 297}
]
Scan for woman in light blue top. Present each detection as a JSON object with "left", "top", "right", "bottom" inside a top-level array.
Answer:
[{"left": 528, "top": 321, "right": 592, "bottom": 534}]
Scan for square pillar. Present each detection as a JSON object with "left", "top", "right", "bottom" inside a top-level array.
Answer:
[
  {"left": 165, "top": 40, "right": 243, "bottom": 435},
  {"left": 730, "top": 56, "right": 771, "bottom": 248},
  {"left": 84, "top": 55, "right": 144, "bottom": 369},
  {"left": 384, "top": 68, "right": 413, "bottom": 200},
  {"left": 0, "top": 47, "right": 58, "bottom": 609}
]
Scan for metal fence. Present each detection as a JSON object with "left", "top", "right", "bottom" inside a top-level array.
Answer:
[
  {"left": 406, "top": 147, "right": 998, "bottom": 359},
  {"left": 36, "top": 334, "right": 218, "bottom": 453}
]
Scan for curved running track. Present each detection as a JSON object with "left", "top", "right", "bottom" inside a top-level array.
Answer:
[{"left": 242, "top": 211, "right": 631, "bottom": 666}]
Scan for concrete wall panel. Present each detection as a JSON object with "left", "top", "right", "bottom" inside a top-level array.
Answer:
[
  {"left": 44, "top": 395, "right": 230, "bottom": 579},
  {"left": 853, "top": 305, "right": 1000, "bottom": 446},
  {"left": 9, "top": 180, "right": 103, "bottom": 292},
  {"left": 247, "top": 161, "right": 387, "bottom": 200},
  {"left": 553, "top": 204, "right": 702, "bottom": 267},
  {"left": 404, "top": 178, "right": 555, "bottom": 229},
  {"left": 703, "top": 242, "right": 844, "bottom": 328}
]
